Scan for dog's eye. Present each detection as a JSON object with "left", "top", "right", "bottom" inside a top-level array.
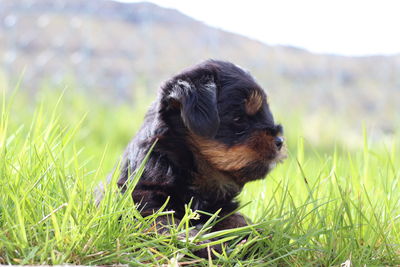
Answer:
[
  {"left": 232, "top": 116, "right": 248, "bottom": 135},
  {"left": 233, "top": 116, "right": 243, "bottom": 123},
  {"left": 232, "top": 116, "right": 247, "bottom": 129}
]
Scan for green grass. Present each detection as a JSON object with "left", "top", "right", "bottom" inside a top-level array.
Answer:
[{"left": 1, "top": 87, "right": 399, "bottom": 266}]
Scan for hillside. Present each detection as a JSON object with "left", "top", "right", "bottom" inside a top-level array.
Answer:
[{"left": 1, "top": 0, "right": 399, "bottom": 135}]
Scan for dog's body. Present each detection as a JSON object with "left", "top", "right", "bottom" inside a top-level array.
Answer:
[{"left": 116, "top": 60, "right": 285, "bottom": 233}]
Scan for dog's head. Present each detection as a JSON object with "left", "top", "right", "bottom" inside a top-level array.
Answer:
[{"left": 162, "top": 60, "right": 285, "bottom": 184}]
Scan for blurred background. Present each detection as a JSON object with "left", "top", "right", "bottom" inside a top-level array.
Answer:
[{"left": 1, "top": 0, "right": 399, "bottom": 150}]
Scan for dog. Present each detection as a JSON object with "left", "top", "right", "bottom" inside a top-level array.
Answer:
[{"left": 113, "top": 59, "right": 285, "bottom": 256}]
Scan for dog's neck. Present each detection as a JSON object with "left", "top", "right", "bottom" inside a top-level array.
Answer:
[{"left": 189, "top": 151, "right": 243, "bottom": 203}]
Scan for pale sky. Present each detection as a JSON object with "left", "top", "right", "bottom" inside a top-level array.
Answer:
[{"left": 115, "top": 0, "right": 400, "bottom": 56}]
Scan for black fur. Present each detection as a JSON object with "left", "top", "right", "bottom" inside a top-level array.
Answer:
[{"left": 116, "top": 59, "right": 284, "bottom": 226}]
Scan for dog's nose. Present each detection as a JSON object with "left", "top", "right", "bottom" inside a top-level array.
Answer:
[{"left": 274, "top": 136, "right": 284, "bottom": 150}]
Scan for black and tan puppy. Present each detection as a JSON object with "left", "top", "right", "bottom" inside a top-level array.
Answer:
[{"left": 115, "top": 59, "right": 285, "bottom": 251}]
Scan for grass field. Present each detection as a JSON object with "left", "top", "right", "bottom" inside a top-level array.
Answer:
[{"left": 1, "top": 87, "right": 399, "bottom": 266}]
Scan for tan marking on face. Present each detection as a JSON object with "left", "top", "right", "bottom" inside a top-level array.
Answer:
[
  {"left": 190, "top": 132, "right": 287, "bottom": 188},
  {"left": 245, "top": 90, "right": 263, "bottom": 115},
  {"left": 191, "top": 131, "right": 286, "bottom": 171},
  {"left": 247, "top": 132, "right": 276, "bottom": 159},
  {"left": 250, "top": 132, "right": 287, "bottom": 160},
  {"left": 191, "top": 135, "right": 259, "bottom": 171}
]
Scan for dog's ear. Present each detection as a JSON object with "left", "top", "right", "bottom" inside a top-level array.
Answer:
[{"left": 169, "top": 74, "right": 219, "bottom": 138}]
